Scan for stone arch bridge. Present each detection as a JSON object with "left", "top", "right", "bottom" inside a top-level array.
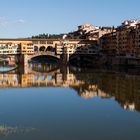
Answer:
[{"left": 0, "top": 38, "right": 98, "bottom": 66}]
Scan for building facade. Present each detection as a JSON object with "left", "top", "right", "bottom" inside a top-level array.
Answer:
[
  {"left": 100, "top": 20, "right": 140, "bottom": 58},
  {"left": 100, "top": 29, "right": 117, "bottom": 55},
  {"left": 135, "top": 23, "right": 140, "bottom": 57}
]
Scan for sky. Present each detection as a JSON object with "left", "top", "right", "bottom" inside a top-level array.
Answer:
[{"left": 0, "top": 0, "right": 140, "bottom": 38}]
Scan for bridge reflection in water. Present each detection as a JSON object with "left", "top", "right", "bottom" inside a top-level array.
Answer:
[{"left": 0, "top": 62, "right": 140, "bottom": 113}]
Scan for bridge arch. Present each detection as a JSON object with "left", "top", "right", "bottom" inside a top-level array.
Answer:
[{"left": 28, "top": 53, "right": 60, "bottom": 64}]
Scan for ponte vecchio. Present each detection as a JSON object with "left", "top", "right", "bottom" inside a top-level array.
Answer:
[{"left": 0, "top": 38, "right": 97, "bottom": 67}]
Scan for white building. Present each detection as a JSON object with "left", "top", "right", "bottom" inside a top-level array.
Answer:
[{"left": 121, "top": 19, "right": 140, "bottom": 28}]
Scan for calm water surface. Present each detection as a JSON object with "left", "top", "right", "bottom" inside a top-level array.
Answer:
[{"left": 0, "top": 63, "right": 139, "bottom": 140}]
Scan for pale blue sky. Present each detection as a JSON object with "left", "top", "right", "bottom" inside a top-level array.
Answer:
[{"left": 0, "top": 0, "right": 140, "bottom": 38}]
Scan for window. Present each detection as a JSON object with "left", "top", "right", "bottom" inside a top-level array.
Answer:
[
  {"left": 32, "top": 41, "right": 39, "bottom": 44},
  {"left": 47, "top": 41, "right": 53, "bottom": 44},
  {"left": 40, "top": 41, "right": 47, "bottom": 44}
]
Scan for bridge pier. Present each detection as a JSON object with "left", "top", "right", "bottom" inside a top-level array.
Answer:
[
  {"left": 60, "top": 54, "right": 69, "bottom": 65},
  {"left": 61, "top": 46, "right": 70, "bottom": 64},
  {"left": 18, "top": 54, "right": 29, "bottom": 74},
  {"left": 23, "top": 55, "right": 30, "bottom": 74}
]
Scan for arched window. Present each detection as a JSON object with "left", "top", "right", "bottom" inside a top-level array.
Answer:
[
  {"left": 39, "top": 46, "right": 46, "bottom": 52},
  {"left": 34, "top": 46, "right": 39, "bottom": 52},
  {"left": 46, "top": 46, "right": 55, "bottom": 52}
]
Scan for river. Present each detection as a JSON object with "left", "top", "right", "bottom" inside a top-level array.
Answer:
[{"left": 0, "top": 63, "right": 139, "bottom": 140}]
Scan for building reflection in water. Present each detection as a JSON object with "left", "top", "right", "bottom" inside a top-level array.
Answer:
[{"left": 0, "top": 63, "right": 140, "bottom": 113}]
